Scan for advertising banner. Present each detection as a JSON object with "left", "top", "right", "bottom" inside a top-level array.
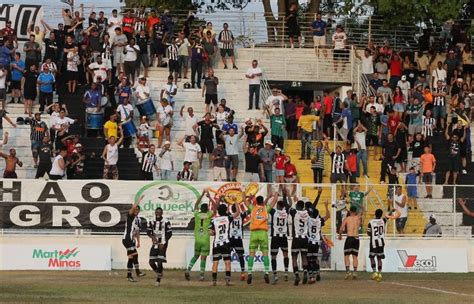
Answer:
[
  {"left": 0, "top": 4, "right": 43, "bottom": 41},
  {"left": 0, "top": 180, "right": 272, "bottom": 231},
  {"left": 365, "top": 248, "right": 468, "bottom": 273},
  {"left": 0, "top": 244, "right": 111, "bottom": 270}
]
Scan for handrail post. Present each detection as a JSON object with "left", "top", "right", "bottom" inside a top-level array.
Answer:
[
  {"left": 453, "top": 185, "right": 457, "bottom": 237},
  {"left": 350, "top": 46, "right": 354, "bottom": 84}
]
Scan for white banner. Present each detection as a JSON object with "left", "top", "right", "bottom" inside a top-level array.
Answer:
[
  {"left": 0, "top": 4, "right": 44, "bottom": 41},
  {"left": 0, "top": 244, "right": 111, "bottom": 270},
  {"left": 365, "top": 247, "right": 468, "bottom": 273},
  {"left": 0, "top": 180, "right": 273, "bottom": 230}
]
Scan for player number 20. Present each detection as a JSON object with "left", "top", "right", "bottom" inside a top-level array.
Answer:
[{"left": 373, "top": 226, "right": 384, "bottom": 236}]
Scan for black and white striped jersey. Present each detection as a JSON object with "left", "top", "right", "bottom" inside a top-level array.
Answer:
[
  {"left": 308, "top": 216, "right": 325, "bottom": 244},
  {"left": 290, "top": 209, "right": 310, "bottom": 239},
  {"left": 367, "top": 218, "right": 387, "bottom": 248},
  {"left": 209, "top": 215, "right": 233, "bottom": 247},
  {"left": 146, "top": 217, "right": 172, "bottom": 245},
  {"left": 269, "top": 208, "right": 290, "bottom": 237},
  {"left": 123, "top": 213, "right": 141, "bottom": 240},
  {"left": 229, "top": 212, "right": 246, "bottom": 239}
]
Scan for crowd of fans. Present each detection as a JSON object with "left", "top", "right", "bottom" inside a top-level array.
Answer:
[{"left": 0, "top": 5, "right": 472, "bottom": 195}]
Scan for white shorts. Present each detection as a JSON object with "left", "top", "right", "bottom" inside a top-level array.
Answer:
[
  {"left": 213, "top": 167, "right": 226, "bottom": 181},
  {"left": 313, "top": 36, "right": 326, "bottom": 46},
  {"left": 245, "top": 172, "right": 260, "bottom": 183},
  {"left": 114, "top": 51, "right": 125, "bottom": 65}
]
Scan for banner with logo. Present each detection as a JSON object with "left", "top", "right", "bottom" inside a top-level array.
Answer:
[
  {"left": 0, "top": 180, "right": 273, "bottom": 231},
  {"left": 365, "top": 248, "right": 468, "bottom": 273},
  {"left": 0, "top": 244, "right": 111, "bottom": 270},
  {"left": 0, "top": 4, "right": 43, "bottom": 41}
]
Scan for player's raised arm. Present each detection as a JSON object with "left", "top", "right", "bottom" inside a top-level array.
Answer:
[
  {"left": 268, "top": 191, "right": 279, "bottom": 209},
  {"left": 194, "top": 190, "right": 206, "bottom": 211},
  {"left": 322, "top": 200, "right": 330, "bottom": 221},
  {"left": 129, "top": 195, "right": 144, "bottom": 215},
  {"left": 312, "top": 187, "right": 323, "bottom": 207}
]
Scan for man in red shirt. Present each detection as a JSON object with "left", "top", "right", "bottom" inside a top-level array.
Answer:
[
  {"left": 284, "top": 156, "right": 297, "bottom": 199},
  {"left": 387, "top": 109, "right": 400, "bottom": 135},
  {"left": 122, "top": 10, "right": 136, "bottom": 40},
  {"left": 147, "top": 9, "right": 160, "bottom": 35},
  {"left": 389, "top": 53, "right": 402, "bottom": 89},
  {"left": 1, "top": 20, "right": 17, "bottom": 42}
]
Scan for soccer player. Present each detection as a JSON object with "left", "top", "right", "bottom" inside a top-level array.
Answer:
[
  {"left": 246, "top": 191, "right": 278, "bottom": 284},
  {"left": 122, "top": 195, "right": 146, "bottom": 282},
  {"left": 289, "top": 199, "right": 310, "bottom": 285},
  {"left": 338, "top": 206, "right": 362, "bottom": 279},
  {"left": 185, "top": 189, "right": 215, "bottom": 281},
  {"left": 367, "top": 208, "right": 387, "bottom": 282},
  {"left": 269, "top": 192, "right": 290, "bottom": 284},
  {"left": 307, "top": 199, "right": 330, "bottom": 283},
  {"left": 209, "top": 203, "right": 240, "bottom": 286},
  {"left": 229, "top": 203, "right": 248, "bottom": 281},
  {"left": 147, "top": 207, "right": 172, "bottom": 286}
]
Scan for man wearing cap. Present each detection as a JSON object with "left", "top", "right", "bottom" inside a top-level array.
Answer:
[
  {"left": 397, "top": 75, "right": 411, "bottom": 101},
  {"left": 258, "top": 141, "right": 275, "bottom": 182},
  {"left": 423, "top": 215, "right": 442, "bottom": 237},
  {"left": 158, "top": 140, "right": 174, "bottom": 180},
  {"left": 264, "top": 89, "right": 288, "bottom": 116},
  {"left": 69, "top": 143, "right": 86, "bottom": 179}
]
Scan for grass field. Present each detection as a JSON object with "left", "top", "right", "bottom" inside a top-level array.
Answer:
[{"left": 1, "top": 270, "right": 473, "bottom": 303}]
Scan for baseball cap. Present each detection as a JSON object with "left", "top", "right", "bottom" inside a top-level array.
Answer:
[
  {"left": 75, "top": 143, "right": 82, "bottom": 148},
  {"left": 138, "top": 75, "right": 146, "bottom": 79},
  {"left": 401, "top": 75, "right": 407, "bottom": 80},
  {"left": 265, "top": 140, "right": 274, "bottom": 146},
  {"left": 164, "top": 140, "right": 171, "bottom": 145},
  {"left": 429, "top": 214, "right": 437, "bottom": 221}
]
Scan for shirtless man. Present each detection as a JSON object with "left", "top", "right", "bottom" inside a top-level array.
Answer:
[
  {"left": 338, "top": 205, "right": 361, "bottom": 280},
  {"left": 0, "top": 146, "right": 23, "bottom": 178}
]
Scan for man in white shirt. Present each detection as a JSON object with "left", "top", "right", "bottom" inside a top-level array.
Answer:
[
  {"left": 158, "top": 140, "right": 174, "bottom": 180},
  {"left": 397, "top": 75, "right": 411, "bottom": 100},
  {"left": 355, "top": 48, "right": 374, "bottom": 79},
  {"left": 178, "top": 135, "right": 202, "bottom": 180},
  {"left": 179, "top": 105, "right": 198, "bottom": 141},
  {"left": 375, "top": 57, "right": 389, "bottom": 80},
  {"left": 88, "top": 56, "right": 110, "bottom": 84},
  {"left": 245, "top": 59, "right": 263, "bottom": 110},
  {"left": 101, "top": 133, "right": 124, "bottom": 180},
  {"left": 52, "top": 109, "right": 76, "bottom": 148},
  {"left": 107, "top": 9, "right": 122, "bottom": 40},
  {"left": 160, "top": 75, "right": 178, "bottom": 107},
  {"left": 112, "top": 27, "right": 128, "bottom": 74},
  {"left": 264, "top": 88, "right": 288, "bottom": 116},
  {"left": 124, "top": 38, "right": 140, "bottom": 85},
  {"left": 332, "top": 25, "right": 348, "bottom": 72},
  {"left": 117, "top": 97, "right": 134, "bottom": 121},
  {"left": 177, "top": 33, "right": 190, "bottom": 79},
  {"left": 222, "top": 128, "right": 239, "bottom": 182},
  {"left": 431, "top": 61, "right": 447, "bottom": 89}
]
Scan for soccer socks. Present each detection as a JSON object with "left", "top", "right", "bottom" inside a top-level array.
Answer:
[
  {"left": 271, "top": 256, "right": 277, "bottom": 274},
  {"left": 149, "top": 260, "right": 158, "bottom": 272},
  {"left": 157, "top": 262, "right": 163, "bottom": 282},
  {"left": 283, "top": 257, "right": 289, "bottom": 273},
  {"left": 127, "top": 258, "right": 133, "bottom": 277},
  {"left": 263, "top": 255, "right": 270, "bottom": 273},
  {"left": 132, "top": 255, "right": 140, "bottom": 275},
  {"left": 370, "top": 257, "right": 376, "bottom": 272},
  {"left": 345, "top": 266, "right": 350, "bottom": 273},
  {"left": 187, "top": 256, "right": 198, "bottom": 271},
  {"left": 212, "top": 272, "right": 217, "bottom": 282},
  {"left": 238, "top": 255, "right": 245, "bottom": 272},
  {"left": 200, "top": 258, "right": 206, "bottom": 274},
  {"left": 377, "top": 258, "right": 383, "bottom": 272},
  {"left": 247, "top": 256, "right": 254, "bottom": 274},
  {"left": 225, "top": 271, "right": 231, "bottom": 282}
]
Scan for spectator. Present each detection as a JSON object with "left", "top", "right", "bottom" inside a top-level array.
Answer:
[
  {"left": 84, "top": 82, "right": 103, "bottom": 114},
  {"left": 117, "top": 97, "right": 134, "bottom": 148},
  {"left": 284, "top": 156, "right": 298, "bottom": 197},
  {"left": 167, "top": 38, "right": 179, "bottom": 82},
  {"left": 177, "top": 32, "right": 190, "bottom": 79},
  {"left": 52, "top": 109, "right": 76, "bottom": 150},
  {"left": 444, "top": 132, "right": 462, "bottom": 185},
  {"left": 65, "top": 46, "right": 80, "bottom": 93},
  {"left": 243, "top": 143, "right": 263, "bottom": 182},
  {"left": 457, "top": 198, "right": 474, "bottom": 217},
  {"left": 444, "top": 50, "right": 461, "bottom": 84},
  {"left": 202, "top": 68, "right": 219, "bottom": 113},
  {"left": 68, "top": 143, "right": 86, "bottom": 179},
  {"left": 218, "top": 23, "right": 237, "bottom": 69},
  {"left": 116, "top": 77, "right": 132, "bottom": 105},
  {"left": 377, "top": 79, "right": 392, "bottom": 105},
  {"left": 365, "top": 105, "right": 381, "bottom": 160},
  {"left": 432, "top": 80, "right": 447, "bottom": 131},
  {"left": 0, "top": 65, "right": 6, "bottom": 108},
  {"left": 190, "top": 39, "right": 204, "bottom": 89},
  {"left": 274, "top": 147, "right": 286, "bottom": 184},
  {"left": 137, "top": 116, "right": 150, "bottom": 152},
  {"left": 0, "top": 148, "right": 22, "bottom": 178},
  {"left": 285, "top": 96, "right": 297, "bottom": 139},
  {"left": 395, "top": 122, "right": 408, "bottom": 172},
  {"left": 406, "top": 97, "right": 424, "bottom": 136},
  {"left": 298, "top": 106, "right": 319, "bottom": 160},
  {"left": 311, "top": 13, "right": 327, "bottom": 57},
  {"left": 421, "top": 109, "right": 435, "bottom": 143},
  {"left": 423, "top": 215, "right": 442, "bottom": 237},
  {"left": 141, "top": 144, "right": 159, "bottom": 180},
  {"left": 135, "top": 29, "right": 150, "bottom": 78},
  {"left": 1, "top": 20, "right": 17, "bottom": 41},
  {"left": 195, "top": 112, "right": 219, "bottom": 167},
  {"left": 202, "top": 31, "right": 217, "bottom": 72},
  {"left": 222, "top": 128, "right": 239, "bottom": 182},
  {"left": 264, "top": 88, "right": 288, "bottom": 116},
  {"left": 178, "top": 135, "right": 201, "bottom": 180},
  {"left": 420, "top": 146, "right": 436, "bottom": 199},
  {"left": 375, "top": 57, "right": 389, "bottom": 81},
  {"left": 346, "top": 147, "right": 358, "bottom": 184},
  {"left": 355, "top": 48, "right": 375, "bottom": 80},
  {"left": 177, "top": 161, "right": 194, "bottom": 181},
  {"left": 409, "top": 132, "right": 426, "bottom": 171},
  {"left": 158, "top": 141, "right": 174, "bottom": 180},
  {"left": 102, "top": 133, "right": 124, "bottom": 180},
  {"left": 112, "top": 27, "right": 128, "bottom": 74},
  {"left": 35, "top": 136, "right": 53, "bottom": 179},
  {"left": 88, "top": 56, "right": 110, "bottom": 85},
  {"left": 23, "top": 34, "right": 40, "bottom": 69},
  {"left": 179, "top": 105, "right": 198, "bottom": 141},
  {"left": 107, "top": 9, "right": 122, "bottom": 39},
  {"left": 270, "top": 107, "right": 285, "bottom": 149},
  {"left": 380, "top": 133, "right": 400, "bottom": 183},
  {"left": 37, "top": 65, "right": 55, "bottom": 112},
  {"left": 389, "top": 53, "right": 402, "bottom": 89},
  {"left": 405, "top": 166, "right": 419, "bottom": 210},
  {"left": 397, "top": 75, "right": 411, "bottom": 102},
  {"left": 333, "top": 101, "right": 352, "bottom": 142},
  {"left": 327, "top": 143, "right": 347, "bottom": 186},
  {"left": 393, "top": 185, "right": 407, "bottom": 235},
  {"left": 161, "top": 75, "right": 178, "bottom": 106},
  {"left": 9, "top": 52, "right": 24, "bottom": 105},
  {"left": 354, "top": 122, "right": 368, "bottom": 178},
  {"left": 202, "top": 22, "right": 216, "bottom": 39},
  {"left": 246, "top": 60, "right": 262, "bottom": 110},
  {"left": 151, "top": 23, "right": 166, "bottom": 67},
  {"left": 258, "top": 140, "right": 275, "bottom": 182},
  {"left": 285, "top": 3, "right": 301, "bottom": 49},
  {"left": 211, "top": 142, "right": 227, "bottom": 181},
  {"left": 0, "top": 102, "right": 16, "bottom": 144},
  {"left": 30, "top": 112, "right": 48, "bottom": 168},
  {"left": 122, "top": 9, "right": 136, "bottom": 41},
  {"left": 49, "top": 148, "right": 67, "bottom": 180},
  {"left": 431, "top": 61, "right": 447, "bottom": 88},
  {"left": 311, "top": 140, "right": 327, "bottom": 183},
  {"left": 104, "top": 113, "right": 119, "bottom": 140},
  {"left": 124, "top": 38, "right": 140, "bottom": 85},
  {"left": 156, "top": 98, "right": 173, "bottom": 148},
  {"left": 332, "top": 25, "right": 348, "bottom": 73}
]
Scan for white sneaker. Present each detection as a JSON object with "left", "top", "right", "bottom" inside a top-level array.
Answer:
[{"left": 462, "top": 169, "right": 467, "bottom": 174}]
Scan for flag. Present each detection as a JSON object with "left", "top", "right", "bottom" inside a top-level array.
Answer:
[{"left": 60, "top": 0, "right": 74, "bottom": 6}]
